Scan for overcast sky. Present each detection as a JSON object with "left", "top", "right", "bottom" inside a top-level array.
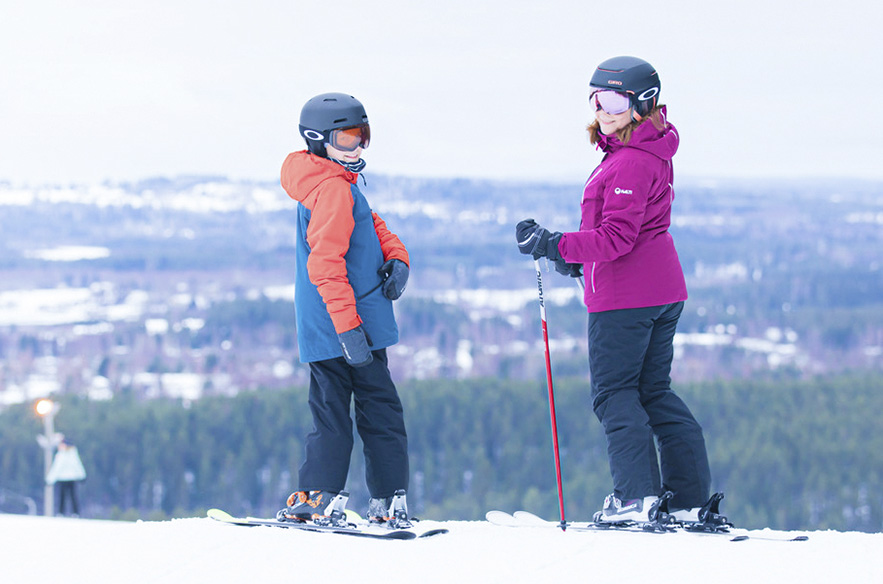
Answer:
[{"left": 2, "top": 0, "right": 881, "bottom": 186}]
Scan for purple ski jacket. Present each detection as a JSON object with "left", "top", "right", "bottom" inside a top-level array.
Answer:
[{"left": 558, "top": 107, "right": 687, "bottom": 313}]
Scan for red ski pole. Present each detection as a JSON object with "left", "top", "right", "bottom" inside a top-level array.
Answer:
[{"left": 533, "top": 259, "right": 567, "bottom": 531}]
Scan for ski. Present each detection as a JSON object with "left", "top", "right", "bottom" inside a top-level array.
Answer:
[
  {"left": 486, "top": 510, "right": 808, "bottom": 542},
  {"left": 514, "top": 509, "right": 672, "bottom": 533},
  {"left": 726, "top": 530, "right": 809, "bottom": 542},
  {"left": 207, "top": 508, "right": 448, "bottom": 540},
  {"left": 671, "top": 526, "right": 808, "bottom": 542},
  {"left": 355, "top": 519, "right": 449, "bottom": 539},
  {"left": 488, "top": 509, "right": 671, "bottom": 534}
]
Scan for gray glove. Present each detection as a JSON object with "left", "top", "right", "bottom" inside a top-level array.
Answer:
[
  {"left": 378, "top": 259, "right": 409, "bottom": 300},
  {"left": 338, "top": 325, "right": 373, "bottom": 367}
]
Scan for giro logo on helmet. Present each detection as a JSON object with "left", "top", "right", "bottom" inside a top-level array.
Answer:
[
  {"left": 607, "top": 80, "right": 623, "bottom": 85},
  {"left": 638, "top": 87, "right": 659, "bottom": 101}
]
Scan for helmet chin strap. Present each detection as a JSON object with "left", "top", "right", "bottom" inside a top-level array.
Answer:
[{"left": 305, "top": 139, "right": 327, "bottom": 158}]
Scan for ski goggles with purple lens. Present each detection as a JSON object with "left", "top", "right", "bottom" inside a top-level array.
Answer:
[
  {"left": 590, "top": 88, "right": 632, "bottom": 115},
  {"left": 329, "top": 124, "right": 370, "bottom": 152}
]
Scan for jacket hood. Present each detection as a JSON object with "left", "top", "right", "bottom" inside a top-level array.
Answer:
[
  {"left": 597, "top": 106, "right": 678, "bottom": 161},
  {"left": 281, "top": 150, "right": 358, "bottom": 205}
]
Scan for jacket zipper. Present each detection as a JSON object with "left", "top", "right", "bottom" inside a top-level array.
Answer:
[{"left": 590, "top": 262, "right": 597, "bottom": 293}]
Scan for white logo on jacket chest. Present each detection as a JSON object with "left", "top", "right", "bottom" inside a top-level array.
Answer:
[{"left": 614, "top": 187, "right": 633, "bottom": 195}]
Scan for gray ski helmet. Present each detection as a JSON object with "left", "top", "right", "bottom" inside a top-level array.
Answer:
[
  {"left": 299, "top": 93, "right": 369, "bottom": 157},
  {"left": 590, "top": 56, "right": 661, "bottom": 118}
]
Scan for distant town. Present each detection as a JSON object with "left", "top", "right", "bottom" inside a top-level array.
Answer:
[{"left": 2, "top": 174, "right": 882, "bottom": 409}]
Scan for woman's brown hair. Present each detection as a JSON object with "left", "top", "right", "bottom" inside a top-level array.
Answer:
[{"left": 587, "top": 106, "right": 667, "bottom": 146}]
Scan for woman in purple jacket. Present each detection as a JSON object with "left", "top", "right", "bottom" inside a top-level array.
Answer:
[{"left": 517, "top": 56, "right": 717, "bottom": 526}]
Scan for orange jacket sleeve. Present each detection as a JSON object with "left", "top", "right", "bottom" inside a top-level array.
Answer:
[
  {"left": 372, "top": 212, "right": 409, "bottom": 266},
  {"left": 306, "top": 181, "right": 362, "bottom": 334}
]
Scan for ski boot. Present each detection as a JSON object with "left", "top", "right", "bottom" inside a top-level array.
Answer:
[
  {"left": 593, "top": 491, "right": 676, "bottom": 532},
  {"left": 277, "top": 490, "right": 350, "bottom": 528},
  {"left": 667, "top": 492, "right": 733, "bottom": 533},
  {"left": 594, "top": 493, "right": 659, "bottom": 523},
  {"left": 367, "top": 489, "right": 413, "bottom": 529}
]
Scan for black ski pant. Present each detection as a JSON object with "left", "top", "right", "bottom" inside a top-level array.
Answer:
[
  {"left": 589, "top": 301, "right": 711, "bottom": 510},
  {"left": 299, "top": 349, "right": 409, "bottom": 499},
  {"left": 57, "top": 481, "right": 80, "bottom": 516}
]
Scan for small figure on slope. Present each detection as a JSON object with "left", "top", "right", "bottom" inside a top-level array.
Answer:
[{"left": 46, "top": 437, "right": 87, "bottom": 517}]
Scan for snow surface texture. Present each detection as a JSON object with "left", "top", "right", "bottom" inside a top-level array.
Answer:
[{"left": 1, "top": 514, "right": 880, "bottom": 583}]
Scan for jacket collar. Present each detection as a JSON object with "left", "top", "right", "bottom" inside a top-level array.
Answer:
[{"left": 596, "top": 106, "right": 678, "bottom": 161}]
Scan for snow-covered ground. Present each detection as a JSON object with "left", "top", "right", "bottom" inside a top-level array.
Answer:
[{"left": 2, "top": 513, "right": 880, "bottom": 583}]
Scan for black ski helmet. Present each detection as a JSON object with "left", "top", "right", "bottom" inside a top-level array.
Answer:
[
  {"left": 589, "top": 56, "right": 661, "bottom": 119},
  {"left": 299, "top": 92, "right": 369, "bottom": 157}
]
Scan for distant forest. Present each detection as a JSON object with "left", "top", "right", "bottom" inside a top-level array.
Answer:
[{"left": 2, "top": 373, "right": 880, "bottom": 532}]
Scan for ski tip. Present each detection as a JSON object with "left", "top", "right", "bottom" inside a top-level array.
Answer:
[
  {"left": 385, "top": 530, "right": 418, "bottom": 540},
  {"left": 207, "top": 508, "right": 235, "bottom": 521},
  {"left": 485, "top": 510, "right": 515, "bottom": 525},
  {"left": 418, "top": 528, "right": 450, "bottom": 538},
  {"left": 512, "top": 510, "right": 554, "bottom": 526},
  {"left": 345, "top": 509, "right": 364, "bottom": 522}
]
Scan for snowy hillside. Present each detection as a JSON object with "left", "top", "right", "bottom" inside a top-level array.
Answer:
[{"left": 2, "top": 513, "right": 880, "bottom": 584}]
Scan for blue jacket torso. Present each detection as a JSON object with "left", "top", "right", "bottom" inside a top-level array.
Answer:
[{"left": 294, "top": 182, "right": 398, "bottom": 362}]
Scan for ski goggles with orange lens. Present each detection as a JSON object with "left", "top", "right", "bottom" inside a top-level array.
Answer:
[
  {"left": 329, "top": 124, "right": 370, "bottom": 152},
  {"left": 590, "top": 89, "right": 632, "bottom": 115}
]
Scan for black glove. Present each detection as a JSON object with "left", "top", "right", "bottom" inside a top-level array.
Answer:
[
  {"left": 554, "top": 258, "right": 583, "bottom": 278},
  {"left": 378, "top": 259, "right": 409, "bottom": 300},
  {"left": 515, "top": 218, "right": 562, "bottom": 261},
  {"left": 338, "top": 325, "right": 373, "bottom": 368}
]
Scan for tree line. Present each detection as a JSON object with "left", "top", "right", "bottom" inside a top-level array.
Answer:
[{"left": 1, "top": 373, "right": 881, "bottom": 532}]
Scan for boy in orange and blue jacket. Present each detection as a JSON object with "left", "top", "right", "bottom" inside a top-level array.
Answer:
[{"left": 278, "top": 93, "right": 412, "bottom": 528}]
